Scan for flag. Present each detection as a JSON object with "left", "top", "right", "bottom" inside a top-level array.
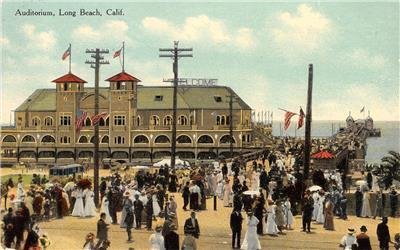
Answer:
[
  {"left": 91, "top": 112, "right": 108, "bottom": 126},
  {"left": 297, "top": 108, "right": 305, "bottom": 129},
  {"left": 75, "top": 111, "right": 87, "bottom": 133},
  {"left": 113, "top": 48, "right": 122, "bottom": 58},
  {"left": 360, "top": 106, "right": 365, "bottom": 113},
  {"left": 284, "top": 111, "right": 296, "bottom": 130},
  {"left": 62, "top": 45, "right": 71, "bottom": 60}
]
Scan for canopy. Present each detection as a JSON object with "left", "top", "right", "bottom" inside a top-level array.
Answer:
[
  {"left": 311, "top": 151, "right": 335, "bottom": 159},
  {"left": 243, "top": 190, "right": 260, "bottom": 196},
  {"left": 153, "top": 158, "right": 190, "bottom": 168}
]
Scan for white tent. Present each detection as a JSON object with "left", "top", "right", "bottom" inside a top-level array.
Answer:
[{"left": 153, "top": 158, "right": 190, "bottom": 168}]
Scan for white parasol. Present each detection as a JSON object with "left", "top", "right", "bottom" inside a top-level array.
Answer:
[
  {"left": 243, "top": 190, "right": 260, "bottom": 196},
  {"left": 355, "top": 180, "right": 367, "bottom": 186},
  {"left": 64, "top": 181, "right": 76, "bottom": 191},
  {"left": 308, "top": 185, "right": 322, "bottom": 192}
]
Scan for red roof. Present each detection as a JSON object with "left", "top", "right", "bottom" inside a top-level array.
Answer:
[
  {"left": 311, "top": 151, "right": 335, "bottom": 159},
  {"left": 52, "top": 73, "right": 87, "bottom": 83},
  {"left": 105, "top": 72, "right": 141, "bottom": 82}
]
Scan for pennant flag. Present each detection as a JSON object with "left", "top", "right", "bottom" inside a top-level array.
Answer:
[
  {"left": 91, "top": 112, "right": 108, "bottom": 126},
  {"left": 113, "top": 47, "right": 122, "bottom": 58},
  {"left": 360, "top": 106, "right": 365, "bottom": 113},
  {"left": 62, "top": 45, "right": 71, "bottom": 60},
  {"left": 297, "top": 108, "right": 305, "bottom": 129},
  {"left": 284, "top": 111, "right": 296, "bottom": 130},
  {"left": 75, "top": 111, "right": 87, "bottom": 133}
]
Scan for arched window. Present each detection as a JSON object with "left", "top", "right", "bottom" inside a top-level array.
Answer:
[
  {"left": 32, "top": 117, "right": 41, "bottom": 126},
  {"left": 78, "top": 136, "right": 88, "bottom": 143},
  {"left": 21, "top": 135, "right": 35, "bottom": 143},
  {"left": 155, "top": 135, "right": 170, "bottom": 143},
  {"left": 150, "top": 115, "right": 160, "bottom": 125},
  {"left": 99, "top": 117, "right": 105, "bottom": 126},
  {"left": 84, "top": 117, "right": 91, "bottom": 126},
  {"left": 2, "top": 135, "right": 16, "bottom": 142},
  {"left": 197, "top": 135, "right": 213, "bottom": 144},
  {"left": 220, "top": 135, "right": 235, "bottom": 144},
  {"left": 41, "top": 135, "right": 55, "bottom": 143},
  {"left": 163, "top": 116, "right": 172, "bottom": 126},
  {"left": 136, "top": 116, "right": 141, "bottom": 126},
  {"left": 177, "top": 135, "right": 192, "bottom": 144},
  {"left": 44, "top": 117, "right": 53, "bottom": 126},
  {"left": 101, "top": 135, "right": 109, "bottom": 144},
  {"left": 105, "top": 117, "right": 109, "bottom": 126},
  {"left": 178, "top": 115, "right": 188, "bottom": 125},
  {"left": 90, "top": 136, "right": 98, "bottom": 144},
  {"left": 216, "top": 116, "right": 220, "bottom": 125},
  {"left": 134, "top": 135, "right": 149, "bottom": 143}
]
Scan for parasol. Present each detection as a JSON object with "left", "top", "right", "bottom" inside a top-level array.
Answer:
[
  {"left": 64, "top": 181, "right": 75, "bottom": 191},
  {"left": 44, "top": 183, "right": 54, "bottom": 189},
  {"left": 243, "top": 190, "right": 260, "bottom": 196},
  {"left": 355, "top": 180, "right": 367, "bottom": 186},
  {"left": 308, "top": 185, "right": 322, "bottom": 192}
]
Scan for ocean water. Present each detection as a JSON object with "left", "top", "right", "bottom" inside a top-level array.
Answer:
[{"left": 271, "top": 120, "right": 400, "bottom": 164}]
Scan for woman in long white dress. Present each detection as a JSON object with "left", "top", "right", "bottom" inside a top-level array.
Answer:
[
  {"left": 223, "top": 180, "right": 232, "bottom": 207},
  {"left": 100, "top": 196, "right": 112, "bottom": 223},
  {"left": 152, "top": 193, "right": 161, "bottom": 217},
  {"left": 241, "top": 212, "right": 261, "bottom": 250},
  {"left": 149, "top": 225, "right": 165, "bottom": 250},
  {"left": 16, "top": 181, "right": 25, "bottom": 202},
  {"left": 316, "top": 194, "right": 325, "bottom": 224},
  {"left": 71, "top": 188, "right": 84, "bottom": 217},
  {"left": 312, "top": 192, "right": 320, "bottom": 221},
  {"left": 83, "top": 188, "right": 96, "bottom": 217},
  {"left": 284, "top": 198, "right": 294, "bottom": 229},
  {"left": 216, "top": 181, "right": 224, "bottom": 200},
  {"left": 361, "top": 191, "right": 372, "bottom": 217},
  {"left": 264, "top": 204, "right": 278, "bottom": 235}
]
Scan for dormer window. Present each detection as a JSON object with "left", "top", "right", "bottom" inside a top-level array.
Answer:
[
  {"left": 214, "top": 96, "right": 222, "bottom": 102},
  {"left": 155, "top": 95, "right": 163, "bottom": 101}
]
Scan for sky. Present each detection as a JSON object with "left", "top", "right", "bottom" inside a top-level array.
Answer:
[{"left": 1, "top": 1, "right": 399, "bottom": 125}]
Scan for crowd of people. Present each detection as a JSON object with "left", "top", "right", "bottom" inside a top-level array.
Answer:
[{"left": 1, "top": 148, "right": 399, "bottom": 250}]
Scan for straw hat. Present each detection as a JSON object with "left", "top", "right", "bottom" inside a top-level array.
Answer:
[{"left": 347, "top": 228, "right": 355, "bottom": 234}]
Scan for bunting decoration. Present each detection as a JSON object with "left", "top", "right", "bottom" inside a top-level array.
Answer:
[
  {"left": 75, "top": 111, "right": 87, "bottom": 133},
  {"left": 91, "top": 112, "right": 109, "bottom": 126}
]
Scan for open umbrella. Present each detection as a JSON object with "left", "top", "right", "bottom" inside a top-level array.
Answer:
[
  {"left": 355, "top": 180, "right": 367, "bottom": 186},
  {"left": 44, "top": 183, "right": 54, "bottom": 189},
  {"left": 308, "top": 185, "right": 322, "bottom": 192},
  {"left": 64, "top": 181, "right": 75, "bottom": 191},
  {"left": 243, "top": 190, "right": 260, "bottom": 196}
]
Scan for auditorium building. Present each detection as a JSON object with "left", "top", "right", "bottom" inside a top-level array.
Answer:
[{"left": 0, "top": 69, "right": 256, "bottom": 165}]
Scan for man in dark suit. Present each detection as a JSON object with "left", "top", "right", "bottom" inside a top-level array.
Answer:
[
  {"left": 182, "top": 182, "right": 190, "bottom": 210},
  {"left": 230, "top": 209, "right": 243, "bottom": 249},
  {"left": 355, "top": 186, "right": 363, "bottom": 217},
  {"left": 96, "top": 213, "right": 109, "bottom": 248},
  {"left": 302, "top": 191, "right": 314, "bottom": 233},
  {"left": 133, "top": 194, "right": 144, "bottom": 229},
  {"left": 376, "top": 217, "right": 392, "bottom": 250},
  {"left": 356, "top": 225, "right": 372, "bottom": 250},
  {"left": 164, "top": 223, "right": 179, "bottom": 250},
  {"left": 184, "top": 211, "right": 200, "bottom": 239}
]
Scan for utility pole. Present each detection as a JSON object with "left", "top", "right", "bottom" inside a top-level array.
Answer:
[
  {"left": 85, "top": 48, "right": 109, "bottom": 207},
  {"left": 159, "top": 41, "right": 192, "bottom": 169},
  {"left": 226, "top": 92, "right": 238, "bottom": 159},
  {"left": 303, "top": 64, "right": 313, "bottom": 180}
]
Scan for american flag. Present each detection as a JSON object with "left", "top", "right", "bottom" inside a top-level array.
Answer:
[
  {"left": 113, "top": 48, "right": 122, "bottom": 58},
  {"left": 91, "top": 112, "right": 108, "bottom": 126},
  {"left": 284, "top": 111, "right": 296, "bottom": 131},
  {"left": 297, "top": 108, "right": 305, "bottom": 129},
  {"left": 75, "top": 111, "right": 87, "bottom": 133},
  {"left": 62, "top": 45, "right": 71, "bottom": 60}
]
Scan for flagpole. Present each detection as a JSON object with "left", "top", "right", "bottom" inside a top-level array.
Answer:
[
  {"left": 69, "top": 43, "right": 71, "bottom": 73},
  {"left": 122, "top": 41, "right": 125, "bottom": 72}
]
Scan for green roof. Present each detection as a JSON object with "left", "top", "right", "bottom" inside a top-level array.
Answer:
[{"left": 15, "top": 86, "right": 252, "bottom": 112}]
